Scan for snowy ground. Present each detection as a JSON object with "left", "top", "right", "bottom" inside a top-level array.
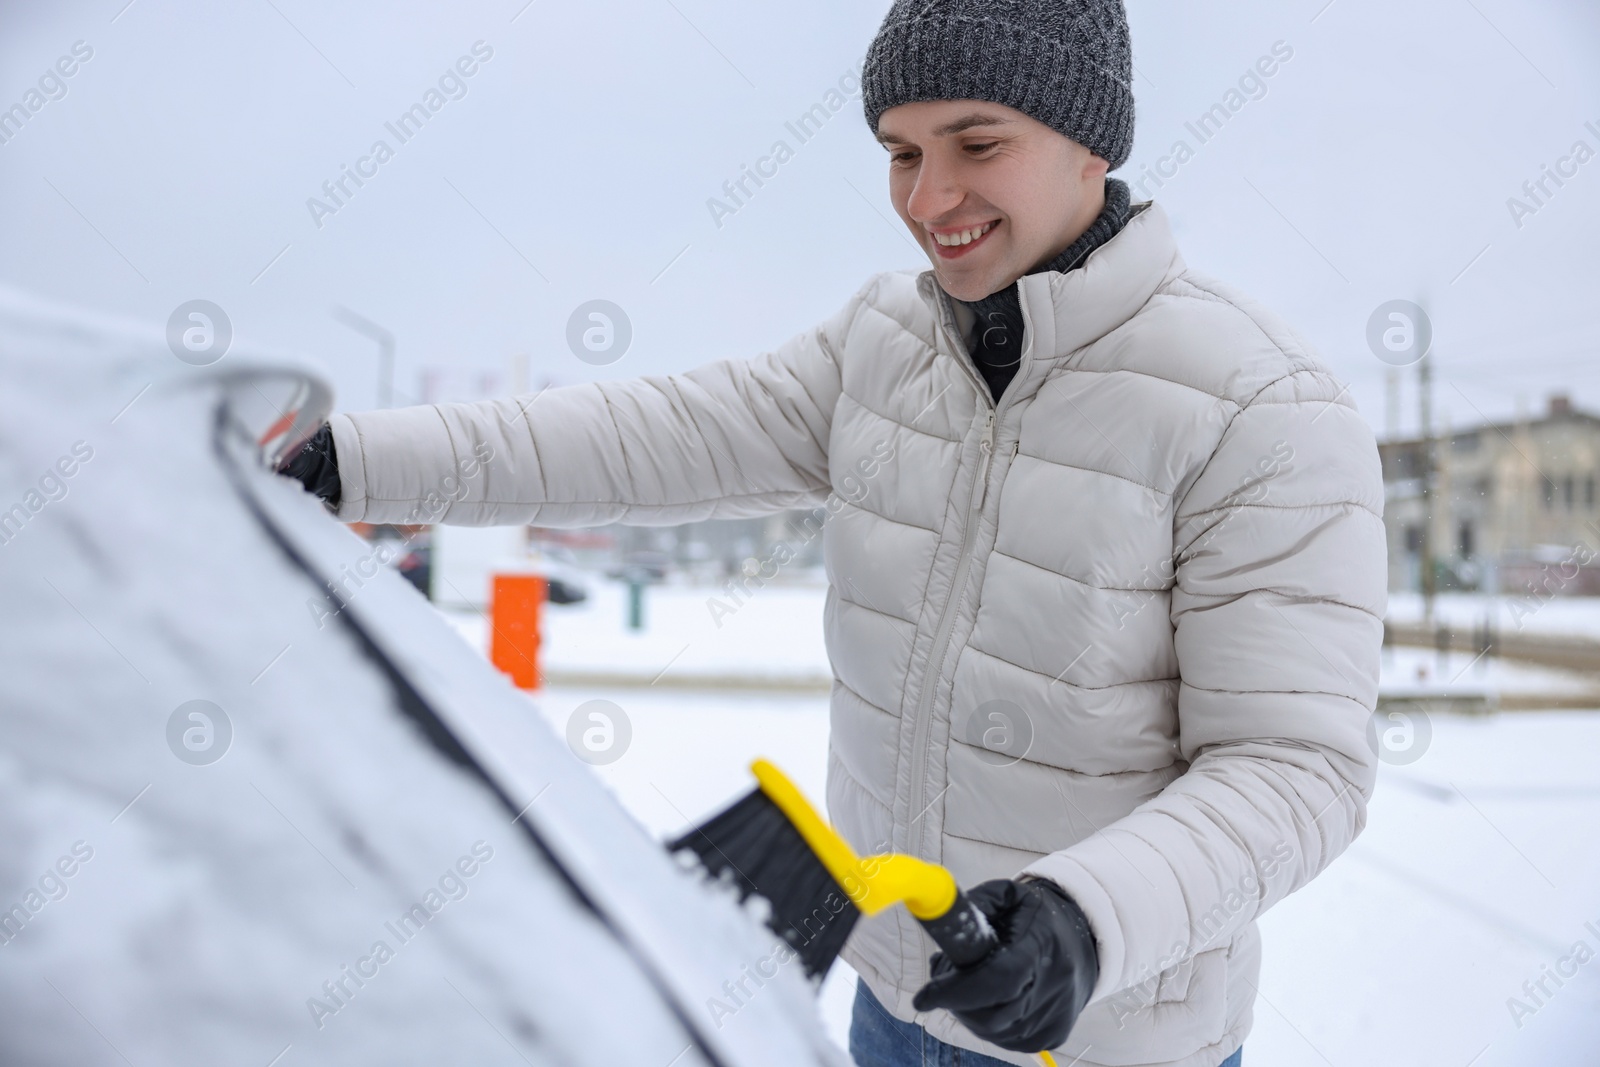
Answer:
[
  {"left": 1387, "top": 590, "right": 1600, "bottom": 642},
  {"left": 442, "top": 576, "right": 834, "bottom": 687},
  {"left": 441, "top": 577, "right": 1600, "bottom": 701},
  {"left": 431, "top": 575, "right": 1600, "bottom": 1064},
  {"left": 1378, "top": 643, "right": 1600, "bottom": 701}
]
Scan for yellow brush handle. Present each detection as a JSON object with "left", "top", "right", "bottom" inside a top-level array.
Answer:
[
  {"left": 752, "top": 761, "right": 1063, "bottom": 1067},
  {"left": 751, "top": 759, "right": 957, "bottom": 919}
]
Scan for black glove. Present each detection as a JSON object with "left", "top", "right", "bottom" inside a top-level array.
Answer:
[
  {"left": 912, "top": 878, "right": 1098, "bottom": 1054},
  {"left": 276, "top": 423, "right": 342, "bottom": 508}
]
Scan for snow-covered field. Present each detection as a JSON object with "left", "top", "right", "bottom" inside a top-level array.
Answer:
[
  {"left": 1379, "top": 644, "right": 1600, "bottom": 701},
  {"left": 439, "top": 577, "right": 1600, "bottom": 1064},
  {"left": 443, "top": 576, "right": 834, "bottom": 687},
  {"left": 442, "top": 577, "right": 1600, "bottom": 701},
  {"left": 1387, "top": 591, "right": 1600, "bottom": 642}
]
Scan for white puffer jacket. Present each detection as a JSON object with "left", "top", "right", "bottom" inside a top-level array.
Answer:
[{"left": 328, "top": 202, "right": 1386, "bottom": 1067}]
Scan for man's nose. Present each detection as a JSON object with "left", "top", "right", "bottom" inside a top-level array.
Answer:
[{"left": 905, "top": 152, "right": 966, "bottom": 226}]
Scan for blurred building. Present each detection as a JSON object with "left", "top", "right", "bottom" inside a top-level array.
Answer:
[
  {"left": 1381, "top": 393, "right": 1600, "bottom": 594},
  {"left": 532, "top": 508, "right": 829, "bottom": 584}
]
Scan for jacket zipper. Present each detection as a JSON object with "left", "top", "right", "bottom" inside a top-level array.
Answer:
[{"left": 903, "top": 282, "right": 1033, "bottom": 857}]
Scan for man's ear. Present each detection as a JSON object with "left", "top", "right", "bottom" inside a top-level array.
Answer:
[{"left": 1083, "top": 152, "right": 1111, "bottom": 182}]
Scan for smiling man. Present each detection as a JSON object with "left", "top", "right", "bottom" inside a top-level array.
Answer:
[
  {"left": 877, "top": 96, "right": 1125, "bottom": 414},
  {"left": 281, "top": 2, "right": 1387, "bottom": 1065}
]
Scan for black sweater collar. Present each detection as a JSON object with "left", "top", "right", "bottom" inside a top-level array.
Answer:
[{"left": 949, "top": 178, "right": 1133, "bottom": 401}]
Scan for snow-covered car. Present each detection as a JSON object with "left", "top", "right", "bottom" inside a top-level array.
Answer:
[{"left": 0, "top": 287, "right": 842, "bottom": 1067}]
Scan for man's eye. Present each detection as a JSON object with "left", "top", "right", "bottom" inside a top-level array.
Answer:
[
  {"left": 890, "top": 151, "right": 918, "bottom": 164},
  {"left": 967, "top": 142, "right": 998, "bottom": 154}
]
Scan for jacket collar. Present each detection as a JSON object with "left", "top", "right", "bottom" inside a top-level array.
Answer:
[{"left": 916, "top": 201, "right": 1184, "bottom": 369}]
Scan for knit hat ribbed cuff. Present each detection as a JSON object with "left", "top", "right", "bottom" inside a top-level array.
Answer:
[{"left": 862, "top": 6, "right": 1135, "bottom": 171}]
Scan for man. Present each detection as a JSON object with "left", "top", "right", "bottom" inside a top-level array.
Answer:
[{"left": 282, "top": 2, "right": 1386, "bottom": 1064}]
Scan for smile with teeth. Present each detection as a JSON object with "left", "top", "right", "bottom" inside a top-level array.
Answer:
[{"left": 930, "top": 220, "right": 999, "bottom": 247}]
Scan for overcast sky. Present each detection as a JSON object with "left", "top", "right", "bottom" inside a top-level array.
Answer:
[{"left": 1, "top": 0, "right": 1596, "bottom": 440}]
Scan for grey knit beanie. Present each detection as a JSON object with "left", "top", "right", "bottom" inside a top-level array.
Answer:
[{"left": 861, "top": 0, "right": 1135, "bottom": 170}]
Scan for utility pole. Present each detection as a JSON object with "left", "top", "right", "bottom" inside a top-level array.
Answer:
[
  {"left": 1385, "top": 368, "right": 1401, "bottom": 442},
  {"left": 1418, "top": 347, "right": 1436, "bottom": 632}
]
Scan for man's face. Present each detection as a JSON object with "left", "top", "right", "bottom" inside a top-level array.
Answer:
[{"left": 877, "top": 100, "right": 1110, "bottom": 302}]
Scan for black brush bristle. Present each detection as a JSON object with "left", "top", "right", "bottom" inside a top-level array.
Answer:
[{"left": 667, "top": 788, "right": 859, "bottom": 980}]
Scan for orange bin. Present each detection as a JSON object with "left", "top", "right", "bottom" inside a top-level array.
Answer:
[{"left": 490, "top": 573, "right": 546, "bottom": 690}]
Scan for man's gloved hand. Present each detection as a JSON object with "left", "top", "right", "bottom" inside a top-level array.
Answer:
[
  {"left": 276, "top": 423, "right": 342, "bottom": 508},
  {"left": 912, "top": 877, "right": 1099, "bottom": 1054}
]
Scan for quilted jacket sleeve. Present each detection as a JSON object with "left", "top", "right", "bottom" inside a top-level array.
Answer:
[
  {"left": 326, "top": 288, "right": 863, "bottom": 527},
  {"left": 1021, "top": 366, "right": 1387, "bottom": 1005}
]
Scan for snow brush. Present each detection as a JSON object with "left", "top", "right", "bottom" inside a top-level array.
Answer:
[{"left": 667, "top": 759, "right": 1059, "bottom": 1067}]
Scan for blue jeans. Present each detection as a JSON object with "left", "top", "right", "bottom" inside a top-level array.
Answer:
[{"left": 849, "top": 978, "right": 1242, "bottom": 1066}]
